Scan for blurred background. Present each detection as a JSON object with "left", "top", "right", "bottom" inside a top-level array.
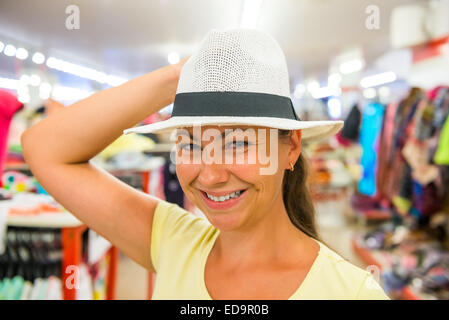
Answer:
[{"left": 0, "top": 0, "right": 448, "bottom": 300}]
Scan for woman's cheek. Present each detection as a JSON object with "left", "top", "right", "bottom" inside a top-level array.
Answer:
[
  {"left": 176, "top": 163, "right": 200, "bottom": 187},
  {"left": 228, "top": 163, "right": 260, "bottom": 182}
]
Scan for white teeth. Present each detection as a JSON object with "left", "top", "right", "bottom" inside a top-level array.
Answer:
[{"left": 206, "top": 190, "right": 243, "bottom": 202}]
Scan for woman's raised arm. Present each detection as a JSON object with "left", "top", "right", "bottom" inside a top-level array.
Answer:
[{"left": 21, "top": 59, "right": 187, "bottom": 272}]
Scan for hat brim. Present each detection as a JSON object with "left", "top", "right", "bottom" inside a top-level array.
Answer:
[{"left": 124, "top": 116, "right": 343, "bottom": 142}]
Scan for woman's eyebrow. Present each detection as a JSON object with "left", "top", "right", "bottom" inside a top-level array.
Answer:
[
  {"left": 175, "top": 128, "right": 256, "bottom": 142},
  {"left": 175, "top": 131, "right": 200, "bottom": 143}
]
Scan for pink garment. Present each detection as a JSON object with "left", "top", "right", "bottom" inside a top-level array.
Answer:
[{"left": 0, "top": 90, "right": 23, "bottom": 187}]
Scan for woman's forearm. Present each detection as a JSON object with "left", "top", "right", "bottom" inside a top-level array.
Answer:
[{"left": 22, "top": 63, "right": 180, "bottom": 165}]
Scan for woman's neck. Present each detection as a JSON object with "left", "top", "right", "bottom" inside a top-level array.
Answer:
[{"left": 211, "top": 192, "right": 310, "bottom": 269}]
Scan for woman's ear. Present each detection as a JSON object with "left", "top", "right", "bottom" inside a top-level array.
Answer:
[{"left": 288, "top": 130, "right": 302, "bottom": 167}]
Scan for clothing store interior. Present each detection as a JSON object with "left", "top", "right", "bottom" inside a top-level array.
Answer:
[{"left": 0, "top": 0, "right": 449, "bottom": 300}]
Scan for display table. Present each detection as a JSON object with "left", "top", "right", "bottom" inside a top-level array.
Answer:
[{"left": 1, "top": 196, "right": 118, "bottom": 300}]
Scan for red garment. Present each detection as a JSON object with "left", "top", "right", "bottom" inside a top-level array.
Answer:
[{"left": 0, "top": 90, "right": 23, "bottom": 187}]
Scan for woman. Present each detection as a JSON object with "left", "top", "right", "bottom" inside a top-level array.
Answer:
[{"left": 21, "top": 29, "right": 389, "bottom": 300}]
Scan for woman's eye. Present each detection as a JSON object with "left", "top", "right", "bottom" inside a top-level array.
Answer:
[
  {"left": 179, "top": 143, "right": 201, "bottom": 151},
  {"left": 225, "top": 140, "right": 248, "bottom": 149}
]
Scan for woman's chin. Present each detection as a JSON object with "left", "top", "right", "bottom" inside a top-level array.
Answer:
[{"left": 204, "top": 211, "right": 244, "bottom": 231}]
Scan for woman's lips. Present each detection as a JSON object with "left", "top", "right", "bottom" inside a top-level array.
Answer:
[{"left": 199, "top": 189, "right": 247, "bottom": 211}]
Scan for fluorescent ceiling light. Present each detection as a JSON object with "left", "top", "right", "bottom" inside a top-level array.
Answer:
[
  {"left": 32, "top": 52, "right": 46, "bottom": 64},
  {"left": 167, "top": 52, "right": 180, "bottom": 65},
  {"left": 4, "top": 44, "right": 16, "bottom": 57},
  {"left": 52, "top": 85, "right": 92, "bottom": 101},
  {"left": 361, "top": 71, "right": 397, "bottom": 88},
  {"left": 378, "top": 86, "right": 391, "bottom": 97},
  {"left": 29, "top": 74, "right": 41, "bottom": 86},
  {"left": 339, "top": 59, "right": 364, "bottom": 74},
  {"left": 294, "top": 84, "right": 306, "bottom": 99},
  {"left": 0, "top": 77, "right": 19, "bottom": 90},
  {"left": 363, "top": 88, "right": 377, "bottom": 99},
  {"left": 0, "top": 42, "right": 5, "bottom": 53},
  {"left": 16, "top": 48, "right": 29, "bottom": 60},
  {"left": 328, "top": 73, "right": 342, "bottom": 86},
  {"left": 47, "top": 56, "right": 127, "bottom": 86},
  {"left": 306, "top": 80, "right": 320, "bottom": 93},
  {"left": 312, "top": 86, "right": 341, "bottom": 99},
  {"left": 39, "top": 82, "right": 53, "bottom": 100},
  {"left": 327, "top": 98, "right": 342, "bottom": 119},
  {"left": 240, "top": 0, "right": 264, "bottom": 29},
  {"left": 19, "top": 74, "right": 30, "bottom": 84},
  {"left": 106, "top": 75, "right": 128, "bottom": 87}
]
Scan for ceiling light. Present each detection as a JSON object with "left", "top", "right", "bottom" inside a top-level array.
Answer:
[
  {"left": 240, "top": 0, "right": 264, "bottom": 29},
  {"left": 29, "top": 74, "right": 41, "bottom": 86},
  {"left": 339, "top": 59, "right": 364, "bottom": 74},
  {"left": 39, "top": 82, "right": 53, "bottom": 100},
  {"left": 294, "top": 84, "right": 306, "bottom": 99},
  {"left": 306, "top": 80, "right": 320, "bottom": 94},
  {"left": 0, "top": 77, "right": 19, "bottom": 90},
  {"left": 327, "top": 98, "right": 342, "bottom": 119},
  {"left": 32, "top": 52, "right": 46, "bottom": 64},
  {"left": 19, "top": 74, "right": 30, "bottom": 85},
  {"left": 167, "top": 52, "right": 180, "bottom": 65},
  {"left": 52, "top": 85, "right": 92, "bottom": 101},
  {"left": 106, "top": 75, "right": 128, "bottom": 87},
  {"left": 328, "top": 73, "right": 342, "bottom": 87},
  {"left": 312, "top": 86, "right": 341, "bottom": 99},
  {"left": 363, "top": 88, "right": 377, "bottom": 99},
  {"left": 361, "top": 71, "right": 397, "bottom": 88},
  {"left": 4, "top": 44, "right": 16, "bottom": 57},
  {"left": 16, "top": 48, "right": 29, "bottom": 60},
  {"left": 378, "top": 86, "right": 391, "bottom": 97}
]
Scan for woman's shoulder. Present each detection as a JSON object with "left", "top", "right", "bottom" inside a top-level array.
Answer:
[
  {"left": 297, "top": 240, "right": 390, "bottom": 300},
  {"left": 153, "top": 199, "right": 214, "bottom": 237},
  {"left": 151, "top": 200, "right": 217, "bottom": 272}
]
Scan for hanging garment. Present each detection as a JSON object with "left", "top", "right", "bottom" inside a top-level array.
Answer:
[
  {"left": 429, "top": 88, "right": 449, "bottom": 161},
  {"left": 163, "top": 162, "right": 184, "bottom": 208},
  {"left": 0, "top": 90, "right": 23, "bottom": 187},
  {"left": 358, "top": 102, "right": 385, "bottom": 196},
  {"left": 376, "top": 102, "right": 399, "bottom": 202},
  {"left": 434, "top": 107, "right": 449, "bottom": 165},
  {"left": 341, "top": 104, "right": 361, "bottom": 141},
  {"left": 402, "top": 138, "right": 439, "bottom": 185}
]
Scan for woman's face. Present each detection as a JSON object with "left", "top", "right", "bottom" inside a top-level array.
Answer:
[{"left": 175, "top": 125, "right": 301, "bottom": 231}]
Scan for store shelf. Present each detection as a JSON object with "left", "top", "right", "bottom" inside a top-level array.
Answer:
[
  {"left": 355, "top": 209, "right": 392, "bottom": 221},
  {"left": 145, "top": 143, "right": 174, "bottom": 153},
  {"left": 351, "top": 236, "right": 384, "bottom": 270},
  {"left": 4, "top": 143, "right": 174, "bottom": 173},
  {"left": 351, "top": 236, "right": 423, "bottom": 300},
  {"left": 7, "top": 211, "right": 83, "bottom": 228},
  {"left": 3, "top": 162, "right": 30, "bottom": 171},
  {"left": 401, "top": 286, "right": 421, "bottom": 300}
]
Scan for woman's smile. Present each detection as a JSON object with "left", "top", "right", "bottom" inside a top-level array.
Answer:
[{"left": 198, "top": 188, "right": 248, "bottom": 211}]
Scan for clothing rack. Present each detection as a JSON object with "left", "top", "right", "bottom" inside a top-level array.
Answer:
[{"left": 3, "top": 211, "right": 118, "bottom": 300}]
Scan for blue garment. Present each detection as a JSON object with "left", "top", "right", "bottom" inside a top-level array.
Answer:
[{"left": 358, "top": 102, "right": 385, "bottom": 196}]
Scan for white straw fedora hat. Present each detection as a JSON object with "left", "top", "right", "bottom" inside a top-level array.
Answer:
[{"left": 124, "top": 28, "right": 343, "bottom": 142}]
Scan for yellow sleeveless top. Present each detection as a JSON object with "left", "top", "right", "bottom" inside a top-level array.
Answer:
[{"left": 150, "top": 200, "right": 390, "bottom": 300}]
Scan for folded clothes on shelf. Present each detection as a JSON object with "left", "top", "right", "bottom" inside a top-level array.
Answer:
[
  {"left": 0, "top": 192, "right": 65, "bottom": 216},
  {"left": 358, "top": 221, "right": 449, "bottom": 299}
]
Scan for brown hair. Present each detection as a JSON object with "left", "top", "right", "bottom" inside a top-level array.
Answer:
[{"left": 279, "top": 130, "right": 320, "bottom": 241}]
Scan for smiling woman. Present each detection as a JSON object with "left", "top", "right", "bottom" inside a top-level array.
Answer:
[{"left": 21, "top": 28, "right": 388, "bottom": 300}]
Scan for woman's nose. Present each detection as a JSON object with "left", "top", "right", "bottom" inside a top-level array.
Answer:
[{"left": 197, "top": 163, "right": 230, "bottom": 187}]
